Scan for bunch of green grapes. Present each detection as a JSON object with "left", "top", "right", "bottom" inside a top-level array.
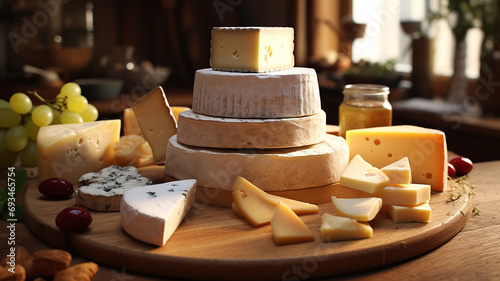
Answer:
[{"left": 0, "top": 82, "right": 99, "bottom": 170}]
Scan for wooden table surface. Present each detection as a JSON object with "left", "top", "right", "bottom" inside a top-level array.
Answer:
[{"left": 1, "top": 158, "right": 499, "bottom": 281}]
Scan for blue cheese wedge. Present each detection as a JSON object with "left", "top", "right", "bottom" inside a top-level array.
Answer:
[
  {"left": 75, "top": 165, "right": 152, "bottom": 211},
  {"left": 120, "top": 179, "right": 197, "bottom": 246}
]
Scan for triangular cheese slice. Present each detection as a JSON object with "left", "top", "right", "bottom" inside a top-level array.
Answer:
[
  {"left": 271, "top": 201, "right": 315, "bottom": 245},
  {"left": 331, "top": 196, "right": 382, "bottom": 221},
  {"left": 381, "top": 157, "right": 412, "bottom": 185},
  {"left": 320, "top": 213, "right": 373, "bottom": 242},
  {"left": 339, "top": 154, "right": 390, "bottom": 193}
]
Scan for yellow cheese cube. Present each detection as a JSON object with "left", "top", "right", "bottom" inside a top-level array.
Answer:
[
  {"left": 376, "top": 183, "right": 430, "bottom": 206},
  {"left": 271, "top": 201, "right": 315, "bottom": 245},
  {"left": 339, "top": 154, "right": 390, "bottom": 193},
  {"left": 331, "top": 196, "right": 382, "bottom": 222},
  {"left": 388, "top": 202, "right": 432, "bottom": 223},
  {"left": 380, "top": 157, "right": 412, "bottom": 185},
  {"left": 320, "top": 213, "right": 373, "bottom": 242}
]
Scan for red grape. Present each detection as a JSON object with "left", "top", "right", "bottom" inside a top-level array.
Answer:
[
  {"left": 56, "top": 206, "right": 92, "bottom": 232},
  {"left": 449, "top": 157, "right": 473, "bottom": 176},
  {"left": 447, "top": 163, "right": 457, "bottom": 177},
  {"left": 38, "top": 177, "right": 74, "bottom": 199}
]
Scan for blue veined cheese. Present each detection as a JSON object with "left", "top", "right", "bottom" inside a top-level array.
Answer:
[{"left": 120, "top": 179, "right": 197, "bottom": 246}]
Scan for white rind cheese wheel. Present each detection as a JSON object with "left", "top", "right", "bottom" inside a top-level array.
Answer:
[
  {"left": 192, "top": 68, "right": 321, "bottom": 118},
  {"left": 176, "top": 110, "right": 326, "bottom": 149},
  {"left": 164, "top": 134, "right": 349, "bottom": 192}
]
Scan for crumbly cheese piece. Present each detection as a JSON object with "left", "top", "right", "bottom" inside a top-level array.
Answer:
[
  {"left": 114, "top": 135, "right": 153, "bottom": 167},
  {"left": 346, "top": 125, "right": 447, "bottom": 192},
  {"left": 380, "top": 157, "right": 412, "bottom": 185},
  {"left": 271, "top": 201, "right": 315, "bottom": 245},
  {"left": 377, "top": 184, "right": 431, "bottom": 206},
  {"left": 320, "top": 213, "right": 373, "bottom": 242},
  {"left": 120, "top": 179, "right": 196, "bottom": 246},
  {"left": 339, "top": 154, "right": 390, "bottom": 193},
  {"left": 388, "top": 202, "right": 432, "bottom": 223},
  {"left": 210, "top": 27, "right": 294, "bottom": 72},
  {"left": 192, "top": 68, "right": 321, "bottom": 118},
  {"left": 165, "top": 134, "right": 349, "bottom": 191},
  {"left": 75, "top": 165, "right": 152, "bottom": 211},
  {"left": 37, "top": 120, "right": 120, "bottom": 184},
  {"left": 331, "top": 196, "right": 382, "bottom": 222},
  {"left": 132, "top": 86, "right": 177, "bottom": 164},
  {"left": 176, "top": 110, "right": 326, "bottom": 149},
  {"left": 123, "top": 108, "right": 142, "bottom": 136}
]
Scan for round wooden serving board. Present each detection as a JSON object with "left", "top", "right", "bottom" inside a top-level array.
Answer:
[{"left": 24, "top": 168, "right": 472, "bottom": 281}]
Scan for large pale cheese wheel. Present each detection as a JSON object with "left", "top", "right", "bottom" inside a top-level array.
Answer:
[
  {"left": 164, "top": 134, "right": 349, "bottom": 192},
  {"left": 176, "top": 110, "right": 326, "bottom": 149},
  {"left": 192, "top": 68, "right": 321, "bottom": 118}
]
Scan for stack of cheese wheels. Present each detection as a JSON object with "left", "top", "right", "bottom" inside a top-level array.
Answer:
[{"left": 165, "top": 27, "right": 349, "bottom": 194}]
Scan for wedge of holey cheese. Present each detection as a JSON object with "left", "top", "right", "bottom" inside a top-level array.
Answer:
[
  {"left": 339, "top": 154, "right": 390, "bottom": 194},
  {"left": 271, "top": 201, "right": 315, "bottom": 245},
  {"left": 320, "top": 213, "right": 373, "bottom": 242},
  {"left": 331, "top": 196, "right": 382, "bottom": 222},
  {"left": 120, "top": 179, "right": 197, "bottom": 246},
  {"left": 380, "top": 157, "right": 412, "bottom": 185},
  {"left": 165, "top": 134, "right": 349, "bottom": 191}
]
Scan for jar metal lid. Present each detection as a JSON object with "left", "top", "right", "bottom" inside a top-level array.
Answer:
[{"left": 343, "top": 84, "right": 390, "bottom": 95}]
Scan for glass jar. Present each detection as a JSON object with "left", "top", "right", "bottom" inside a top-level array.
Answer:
[{"left": 338, "top": 84, "right": 392, "bottom": 138}]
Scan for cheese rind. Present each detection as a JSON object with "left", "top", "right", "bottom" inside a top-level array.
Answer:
[
  {"left": 388, "top": 202, "right": 432, "bottom": 223},
  {"left": 376, "top": 184, "right": 431, "bottom": 206},
  {"left": 339, "top": 154, "right": 390, "bottom": 193},
  {"left": 346, "top": 125, "right": 447, "bottom": 192},
  {"left": 165, "top": 134, "right": 349, "bottom": 191},
  {"left": 120, "top": 179, "right": 197, "bottom": 246},
  {"left": 380, "top": 157, "right": 412, "bottom": 185},
  {"left": 320, "top": 213, "right": 373, "bottom": 242},
  {"left": 210, "top": 27, "right": 294, "bottom": 72},
  {"left": 331, "top": 196, "right": 382, "bottom": 222},
  {"left": 37, "top": 120, "right": 120, "bottom": 184},
  {"left": 176, "top": 110, "right": 326, "bottom": 149},
  {"left": 192, "top": 68, "right": 321, "bottom": 118},
  {"left": 271, "top": 201, "right": 315, "bottom": 245}
]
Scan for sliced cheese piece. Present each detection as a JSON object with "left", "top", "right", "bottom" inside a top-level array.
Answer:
[
  {"left": 123, "top": 108, "right": 142, "bottom": 136},
  {"left": 271, "top": 201, "right": 315, "bottom": 245},
  {"left": 320, "top": 213, "right": 373, "bottom": 242},
  {"left": 346, "top": 125, "right": 447, "bottom": 192},
  {"left": 165, "top": 134, "right": 349, "bottom": 191},
  {"left": 132, "top": 86, "right": 177, "bottom": 164},
  {"left": 171, "top": 106, "right": 190, "bottom": 122},
  {"left": 376, "top": 183, "right": 431, "bottom": 206},
  {"left": 177, "top": 110, "right": 326, "bottom": 149},
  {"left": 192, "top": 68, "right": 321, "bottom": 118},
  {"left": 232, "top": 189, "right": 276, "bottom": 227},
  {"left": 388, "top": 202, "right": 432, "bottom": 223},
  {"left": 37, "top": 120, "right": 120, "bottom": 184},
  {"left": 120, "top": 179, "right": 197, "bottom": 246},
  {"left": 339, "top": 154, "right": 390, "bottom": 193},
  {"left": 381, "top": 157, "right": 412, "bottom": 185},
  {"left": 210, "top": 27, "right": 294, "bottom": 72},
  {"left": 331, "top": 196, "right": 382, "bottom": 221}
]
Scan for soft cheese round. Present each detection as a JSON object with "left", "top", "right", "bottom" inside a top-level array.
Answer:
[
  {"left": 176, "top": 110, "right": 326, "bottom": 149},
  {"left": 192, "top": 67, "right": 321, "bottom": 118},
  {"left": 164, "top": 134, "right": 349, "bottom": 192}
]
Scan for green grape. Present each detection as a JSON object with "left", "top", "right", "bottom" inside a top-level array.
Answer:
[
  {"left": 60, "top": 109, "right": 83, "bottom": 124},
  {"left": 80, "top": 104, "right": 99, "bottom": 122},
  {"left": 0, "top": 108, "right": 22, "bottom": 128},
  {"left": 0, "top": 99, "right": 10, "bottom": 108},
  {"left": 32, "top": 105, "right": 54, "bottom": 127},
  {"left": 51, "top": 108, "right": 62, "bottom": 124},
  {"left": 67, "top": 95, "right": 88, "bottom": 113},
  {"left": 0, "top": 148, "right": 18, "bottom": 171},
  {"left": 9, "top": 92, "right": 33, "bottom": 114},
  {"left": 20, "top": 139, "right": 37, "bottom": 167},
  {"left": 60, "top": 82, "right": 81, "bottom": 97},
  {"left": 24, "top": 118, "right": 40, "bottom": 140},
  {"left": 5, "top": 125, "right": 28, "bottom": 152},
  {"left": 0, "top": 129, "right": 6, "bottom": 153}
]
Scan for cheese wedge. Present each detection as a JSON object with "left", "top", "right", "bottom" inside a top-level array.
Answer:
[
  {"left": 381, "top": 157, "right": 412, "bottom": 185},
  {"left": 331, "top": 196, "right": 382, "bottom": 222},
  {"left": 388, "top": 202, "right": 432, "bottom": 223},
  {"left": 120, "top": 179, "right": 197, "bottom": 246},
  {"left": 339, "top": 154, "right": 390, "bottom": 193},
  {"left": 320, "top": 213, "right": 373, "bottom": 242},
  {"left": 132, "top": 86, "right": 177, "bottom": 164},
  {"left": 271, "top": 201, "right": 315, "bottom": 245},
  {"left": 376, "top": 184, "right": 431, "bottom": 206}
]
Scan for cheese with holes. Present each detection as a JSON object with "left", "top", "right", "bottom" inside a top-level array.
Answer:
[
  {"left": 381, "top": 157, "right": 412, "bottom": 185},
  {"left": 271, "top": 201, "right": 315, "bottom": 245},
  {"left": 346, "top": 125, "right": 447, "bottom": 192},
  {"left": 123, "top": 108, "right": 142, "bottom": 136},
  {"left": 377, "top": 184, "right": 431, "bottom": 206},
  {"left": 165, "top": 134, "right": 349, "bottom": 191},
  {"left": 177, "top": 110, "right": 326, "bottom": 149},
  {"left": 132, "top": 86, "right": 177, "bottom": 164},
  {"left": 388, "top": 202, "right": 431, "bottom": 223},
  {"left": 320, "top": 213, "right": 373, "bottom": 242},
  {"left": 210, "top": 27, "right": 294, "bottom": 72},
  {"left": 339, "top": 154, "right": 390, "bottom": 193},
  {"left": 120, "top": 179, "right": 196, "bottom": 246},
  {"left": 192, "top": 68, "right": 321, "bottom": 118},
  {"left": 331, "top": 196, "right": 382, "bottom": 222},
  {"left": 37, "top": 120, "right": 120, "bottom": 184}
]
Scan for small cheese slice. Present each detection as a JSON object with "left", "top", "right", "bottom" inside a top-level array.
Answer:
[
  {"left": 132, "top": 86, "right": 177, "bottom": 164},
  {"left": 176, "top": 110, "right": 326, "bottom": 149},
  {"left": 123, "top": 108, "right": 142, "bottom": 136},
  {"left": 271, "top": 201, "right": 315, "bottom": 245},
  {"left": 346, "top": 125, "right": 447, "bottom": 191},
  {"left": 171, "top": 106, "right": 190, "bottom": 122},
  {"left": 331, "top": 196, "right": 382, "bottom": 222},
  {"left": 37, "top": 120, "right": 120, "bottom": 184},
  {"left": 388, "top": 202, "right": 432, "bottom": 223},
  {"left": 320, "top": 213, "right": 373, "bottom": 242},
  {"left": 120, "top": 179, "right": 197, "bottom": 246},
  {"left": 210, "top": 27, "right": 294, "bottom": 72},
  {"left": 192, "top": 68, "right": 321, "bottom": 118},
  {"left": 376, "top": 183, "right": 431, "bottom": 206},
  {"left": 380, "top": 157, "right": 412, "bottom": 185},
  {"left": 339, "top": 154, "right": 390, "bottom": 193}
]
